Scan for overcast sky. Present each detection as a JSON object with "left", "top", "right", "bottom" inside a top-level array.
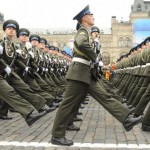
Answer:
[{"left": 0, "top": 0, "right": 138, "bottom": 30}]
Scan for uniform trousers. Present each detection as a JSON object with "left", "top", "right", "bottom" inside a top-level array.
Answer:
[
  {"left": 134, "top": 83, "right": 150, "bottom": 116},
  {"left": 8, "top": 72, "right": 45, "bottom": 111},
  {"left": 0, "top": 76, "right": 34, "bottom": 118},
  {"left": 23, "top": 73, "right": 55, "bottom": 106},
  {"left": 52, "top": 78, "right": 130, "bottom": 137}
]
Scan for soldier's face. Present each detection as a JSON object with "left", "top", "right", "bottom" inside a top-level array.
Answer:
[
  {"left": 91, "top": 32, "right": 99, "bottom": 39},
  {"left": 84, "top": 14, "right": 94, "bottom": 26},
  {"left": 5, "top": 27, "right": 16, "bottom": 38},
  {"left": 31, "top": 40, "right": 39, "bottom": 46},
  {"left": 39, "top": 42, "right": 45, "bottom": 49},
  {"left": 19, "top": 35, "right": 28, "bottom": 43}
]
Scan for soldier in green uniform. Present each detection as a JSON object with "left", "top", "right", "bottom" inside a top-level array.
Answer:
[
  {"left": 1, "top": 23, "right": 52, "bottom": 114},
  {"left": 132, "top": 37, "right": 150, "bottom": 117},
  {"left": 29, "top": 35, "right": 59, "bottom": 108},
  {"left": 51, "top": 5, "right": 142, "bottom": 146},
  {"left": 47, "top": 46, "right": 64, "bottom": 99},
  {"left": 0, "top": 19, "right": 46, "bottom": 126},
  {"left": 16, "top": 28, "right": 56, "bottom": 112}
]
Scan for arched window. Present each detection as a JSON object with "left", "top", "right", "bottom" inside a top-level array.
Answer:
[
  {"left": 137, "top": 4, "right": 141, "bottom": 11},
  {"left": 125, "top": 37, "right": 131, "bottom": 47},
  {"left": 118, "top": 37, "right": 124, "bottom": 47}
]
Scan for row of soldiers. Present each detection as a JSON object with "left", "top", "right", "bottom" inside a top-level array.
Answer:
[
  {"left": 111, "top": 36, "right": 150, "bottom": 132},
  {"left": 0, "top": 19, "right": 73, "bottom": 126}
]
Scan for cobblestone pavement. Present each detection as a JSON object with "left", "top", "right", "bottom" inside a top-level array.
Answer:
[{"left": 0, "top": 97, "right": 149, "bottom": 150}]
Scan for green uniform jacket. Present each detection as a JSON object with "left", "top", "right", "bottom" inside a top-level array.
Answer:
[{"left": 66, "top": 25, "right": 97, "bottom": 84}]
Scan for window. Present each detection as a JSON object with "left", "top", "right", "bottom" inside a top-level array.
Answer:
[
  {"left": 137, "top": 4, "right": 141, "bottom": 11},
  {"left": 118, "top": 37, "right": 124, "bottom": 47},
  {"left": 125, "top": 37, "right": 131, "bottom": 47}
]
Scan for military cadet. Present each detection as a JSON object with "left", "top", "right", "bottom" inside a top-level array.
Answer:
[
  {"left": 36, "top": 38, "right": 60, "bottom": 100},
  {"left": 0, "top": 19, "right": 46, "bottom": 126},
  {"left": 15, "top": 28, "right": 56, "bottom": 112},
  {"left": 1, "top": 20, "right": 53, "bottom": 114},
  {"left": 47, "top": 46, "right": 64, "bottom": 100},
  {"left": 131, "top": 37, "right": 150, "bottom": 117},
  {"left": 49, "top": 46, "right": 66, "bottom": 91},
  {"left": 29, "top": 34, "right": 57, "bottom": 109},
  {"left": 51, "top": 5, "right": 142, "bottom": 146},
  {"left": 91, "top": 26, "right": 123, "bottom": 102},
  {"left": 125, "top": 42, "right": 149, "bottom": 108}
]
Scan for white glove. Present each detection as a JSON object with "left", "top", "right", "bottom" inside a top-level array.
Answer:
[
  {"left": 4, "top": 66, "right": 11, "bottom": 75},
  {"left": 26, "top": 42, "right": 32, "bottom": 50},
  {"left": 16, "top": 49, "right": 22, "bottom": 55},
  {"left": 0, "top": 45, "right": 3, "bottom": 55},
  {"left": 45, "top": 68, "right": 48, "bottom": 72},
  {"left": 39, "top": 55, "right": 42, "bottom": 59},
  {"left": 51, "top": 68, "right": 54, "bottom": 71},
  {"left": 36, "top": 68, "right": 39, "bottom": 72},
  {"left": 42, "top": 68, "right": 45, "bottom": 71},
  {"left": 25, "top": 66, "right": 29, "bottom": 72},
  {"left": 29, "top": 51, "right": 34, "bottom": 59},
  {"left": 94, "top": 38, "right": 100, "bottom": 43}
]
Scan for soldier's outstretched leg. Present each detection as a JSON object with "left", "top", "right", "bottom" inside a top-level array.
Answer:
[
  {"left": 0, "top": 76, "right": 46, "bottom": 126},
  {"left": 88, "top": 79, "right": 142, "bottom": 132}
]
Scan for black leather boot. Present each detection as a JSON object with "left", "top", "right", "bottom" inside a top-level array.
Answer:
[
  {"left": 141, "top": 124, "right": 150, "bottom": 132},
  {"left": 0, "top": 115, "right": 12, "bottom": 120},
  {"left": 25, "top": 111, "right": 46, "bottom": 126},
  {"left": 51, "top": 137, "right": 73, "bottom": 146},
  {"left": 123, "top": 115, "right": 142, "bottom": 132},
  {"left": 67, "top": 124, "right": 80, "bottom": 131},
  {"left": 73, "top": 116, "right": 82, "bottom": 122}
]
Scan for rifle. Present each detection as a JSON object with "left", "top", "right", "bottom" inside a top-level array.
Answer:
[
  {"left": 22, "top": 53, "right": 31, "bottom": 77},
  {"left": 41, "top": 56, "right": 46, "bottom": 76}
]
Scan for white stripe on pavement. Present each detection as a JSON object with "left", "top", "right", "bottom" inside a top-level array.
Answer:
[{"left": 0, "top": 141, "right": 149, "bottom": 149}]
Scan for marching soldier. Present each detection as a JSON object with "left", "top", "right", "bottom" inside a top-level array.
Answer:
[
  {"left": 16, "top": 28, "right": 56, "bottom": 112},
  {"left": 37, "top": 38, "right": 59, "bottom": 98},
  {"left": 29, "top": 35, "right": 59, "bottom": 107},
  {"left": 0, "top": 19, "right": 46, "bottom": 126},
  {"left": 51, "top": 5, "right": 142, "bottom": 146}
]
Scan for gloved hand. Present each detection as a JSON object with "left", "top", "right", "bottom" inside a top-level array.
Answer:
[
  {"left": 36, "top": 67, "right": 39, "bottom": 72},
  {"left": 16, "top": 49, "right": 22, "bottom": 55},
  {"left": 45, "top": 68, "right": 48, "bottom": 72},
  {"left": 90, "top": 63, "right": 101, "bottom": 81},
  {"left": 42, "top": 68, "right": 45, "bottom": 72},
  {"left": 29, "top": 51, "right": 34, "bottom": 59},
  {"left": 25, "top": 66, "right": 30, "bottom": 72},
  {"left": 0, "top": 45, "right": 3, "bottom": 55},
  {"left": 4, "top": 65, "right": 11, "bottom": 75},
  {"left": 51, "top": 68, "right": 54, "bottom": 72}
]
